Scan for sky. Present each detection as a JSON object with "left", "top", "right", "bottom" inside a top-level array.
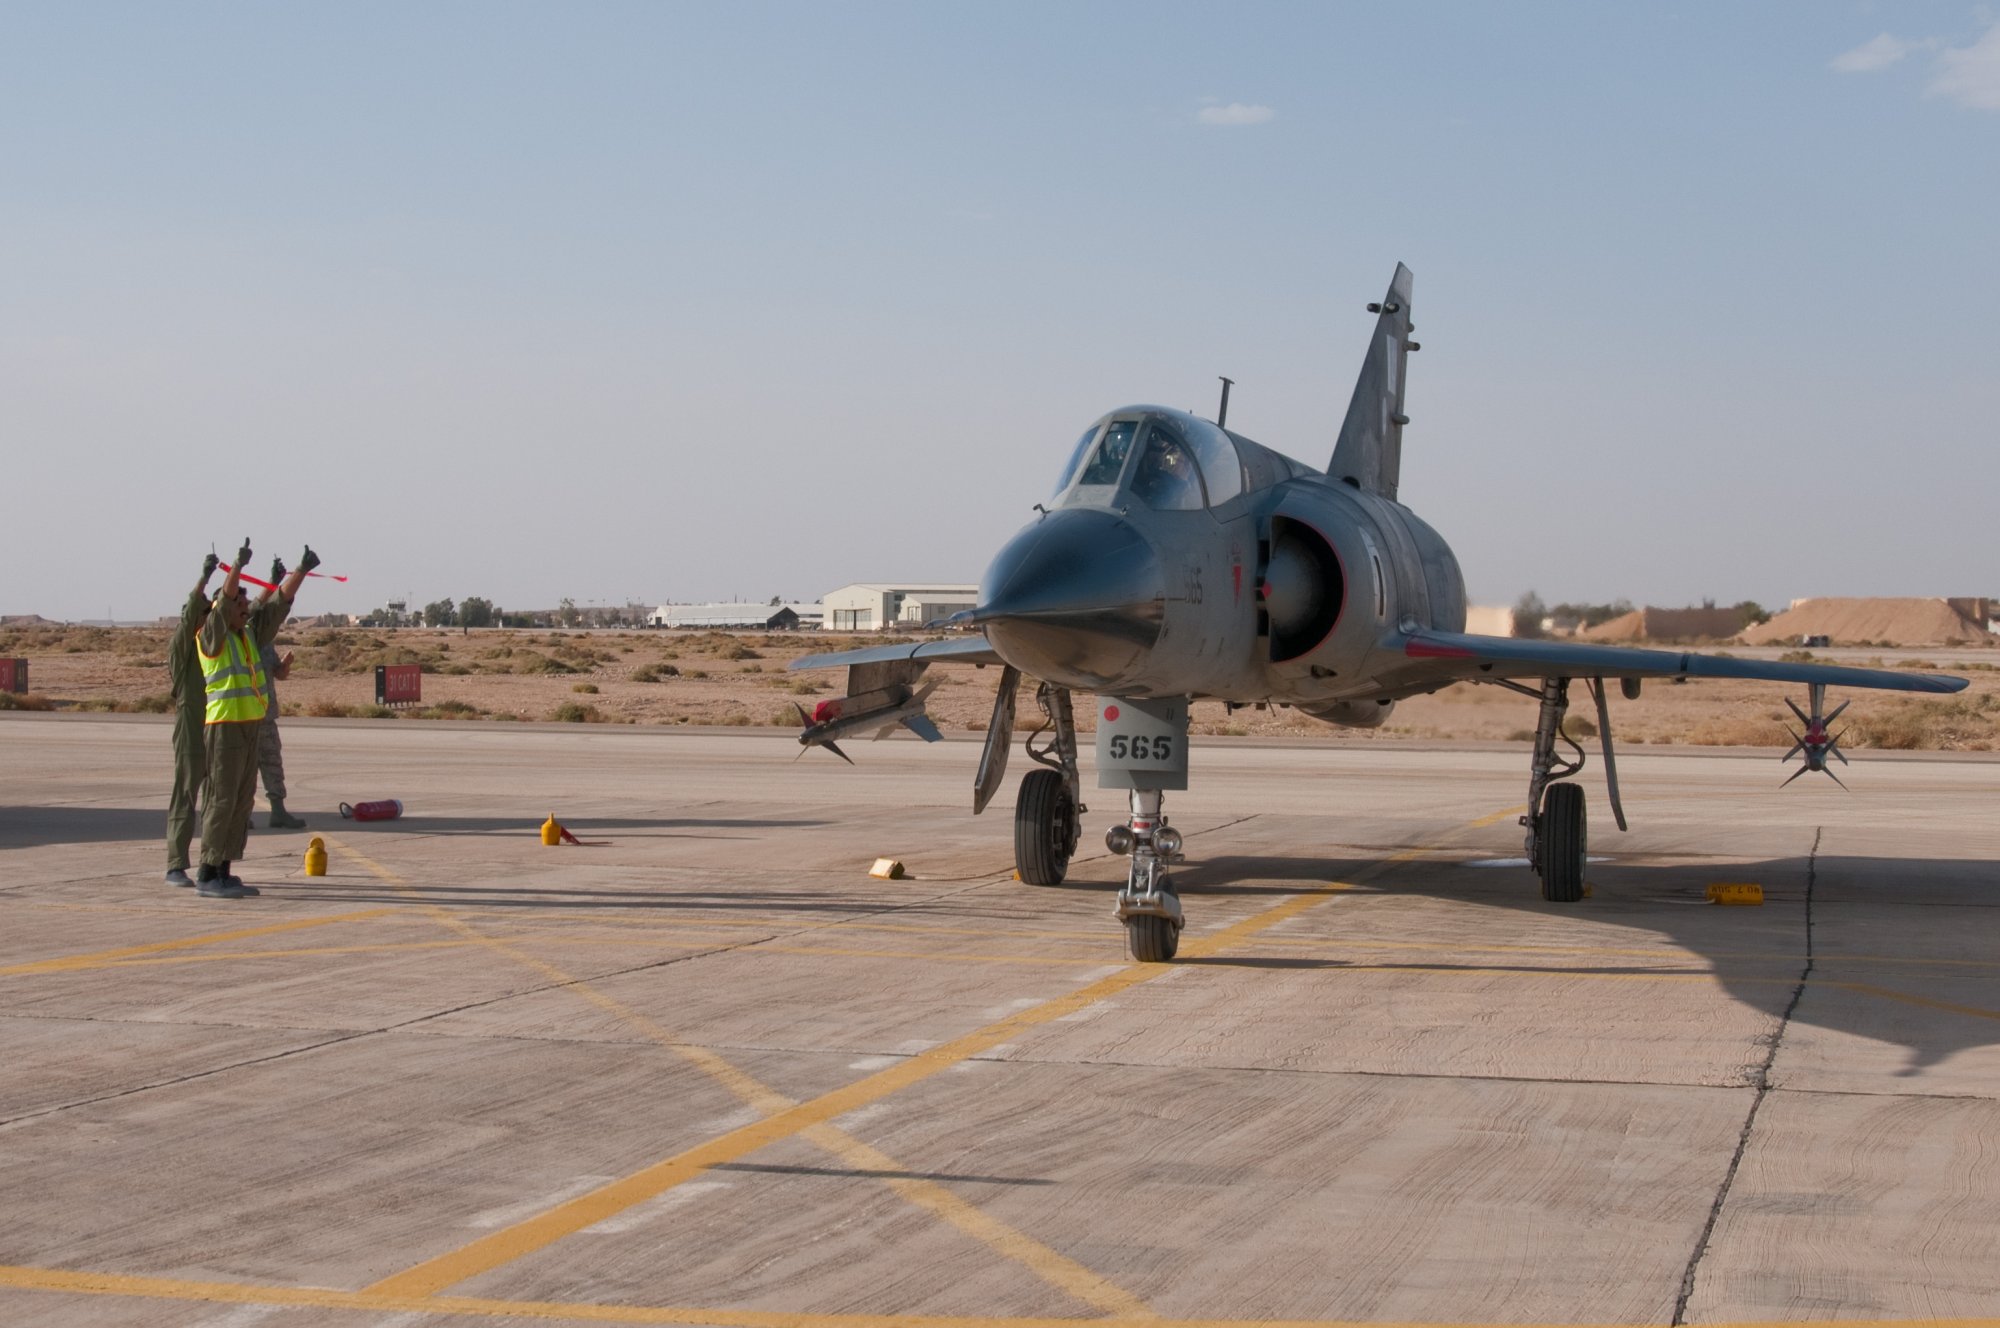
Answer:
[{"left": 3, "top": 2, "right": 1995, "bottom": 622}]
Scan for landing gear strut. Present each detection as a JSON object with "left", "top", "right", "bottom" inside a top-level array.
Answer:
[
  {"left": 1108, "top": 788, "right": 1184, "bottom": 961},
  {"left": 1522, "top": 676, "right": 1588, "bottom": 903},
  {"left": 1013, "top": 684, "right": 1083, "bottom": 885}
]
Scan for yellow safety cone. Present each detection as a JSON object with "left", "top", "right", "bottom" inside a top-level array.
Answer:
[
  {"left": 303, "top": 837, "right": 327, "bottom": 877},
  {"left": 541, "top": 814, "right": 562, "bottom": 846}
]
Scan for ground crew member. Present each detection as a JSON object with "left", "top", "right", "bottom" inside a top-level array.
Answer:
[
  {"left": 194, "top": 540, "right": 317, "bottom": 898},
  {"left": 164, "top": 552, "right": 219, "bottom": 887},
  {"left": 255, "top": 556, "right": 306, "bottom": 830}
]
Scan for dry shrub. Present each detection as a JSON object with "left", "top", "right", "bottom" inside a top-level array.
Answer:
[
  {"left": 304, "top": 700, "right": 396, "bottom": 719},
  {"left": 572, "top": 682, "right": 599, "bottom": 694},
  {"left": 1684, "top": 714, "right": 1794, "bottom": 747},
  {"left": 411, "top": 700, "right": 485, "bottom": 720},
  {"left": 1847, "top": 695, "right": 2000, "bottom": 751},
  {"left": 0, "top": 693, "right": 56, "bottom": 711},
  {"left": 514, "top": 652, "right": 576, "bottom": 675},
  {"left": 550, "top": 702, "right": 607, "bottom": 723},
  {"left": 720, "top": 644, "right": 761, "bottom": 660},
  {"left": 631, "top": 662, "right": 678, "bottom": 682}
]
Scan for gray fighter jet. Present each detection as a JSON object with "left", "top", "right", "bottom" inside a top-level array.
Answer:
[{"left": 792, "top": 264, "right": 1968, "bottom": 961}]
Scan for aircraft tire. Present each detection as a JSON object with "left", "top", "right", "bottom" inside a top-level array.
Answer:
[
  {"left": 1539, "top": 782, "right": 1587, "bottom": 903},
  {"left": 1125, "top": 914, "right": 1179, "bottom": 963},
  {"left": 1014, "top": 769, "right": 1073, "bottom": 885}
]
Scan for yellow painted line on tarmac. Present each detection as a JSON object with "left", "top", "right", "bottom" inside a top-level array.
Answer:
[
  {"left": 370, "top": 844, "right": 1415, "bottom": 1300},
  {"left": 753, "top": 943, "right": 1109, "bottom": 967},
  {"left": 0, "top": 909, "right": 396, "bottom": 977},
  {"left": 1469, "top": 803, "right": 1528, "bottom": 828},
  {"left": 366, "top": 947, "right": 1175, "bottom": 1299},
  {"left": 15, "top": 1264, "right": 2000, "bottom": 1328},
  {"left": 80, "top": 935, "right": 677, "bottom": 969},
  {"left": 327, "top": 836, "right": 1152, "bottom": 1317}
]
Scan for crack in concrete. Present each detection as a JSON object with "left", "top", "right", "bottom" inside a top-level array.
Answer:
[{"left": 1672, "top": 824, "right": 1820, "bottom": 1325}]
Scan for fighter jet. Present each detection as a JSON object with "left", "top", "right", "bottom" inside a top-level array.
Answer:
[{"left": 792, "top": 264, "right": 1968, "bottom": 962}]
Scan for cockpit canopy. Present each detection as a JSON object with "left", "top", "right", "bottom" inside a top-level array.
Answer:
[{"left": 1051, "top": 408, "right": 1246, "bottom": 511}]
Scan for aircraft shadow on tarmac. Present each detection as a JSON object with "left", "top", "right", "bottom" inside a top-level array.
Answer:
[
  {"left": 1163, "top": 848, "right": 2000, "bottom": 1077},
  {"left": 0, "top": 807, "right": 828, "bottom": 851},
  {"left": 326, "top": 813, "right": 835, "bottom": 839}
]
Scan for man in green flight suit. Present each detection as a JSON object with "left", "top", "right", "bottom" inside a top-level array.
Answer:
[
  {"left": 194, "top": 539, "right": 318, "bottom": 899},
  {"left": 254, "top": 556, "right": 306, "bottom": 830},
  {"left": 164, "top": 551, "right": 220, "bottom": 887}
]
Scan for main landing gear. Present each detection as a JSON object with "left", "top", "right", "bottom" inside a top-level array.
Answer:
[
  {"left": 1515, "top": 674, "right": 1627, "bottom": 903},
  {"left": 1013, "top": 684, "right": 1083, "bottom": 885},
  {"left": 1522, "top": 677, "right": 1588, "bottom": 902}
]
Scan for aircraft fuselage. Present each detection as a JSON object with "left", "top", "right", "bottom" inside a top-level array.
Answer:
[{"left": 976, "top": 406, "right": 1466, "bottom": 720}]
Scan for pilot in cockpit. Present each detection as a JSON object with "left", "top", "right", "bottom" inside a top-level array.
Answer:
[{"left": 1129, "top": 431, "right": 1204, "bottom": 510}]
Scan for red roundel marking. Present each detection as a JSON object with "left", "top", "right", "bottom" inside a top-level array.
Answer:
[{"left": 1104, "top": 704, "right": 1120, "bottom": 722}]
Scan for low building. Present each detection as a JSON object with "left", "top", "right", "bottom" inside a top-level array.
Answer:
[
  {"left": 820, "top": 583, "right": 979, "bottom": 631},
  {"left": 649, "top": 603, "right": 823, "bottom": 631}
]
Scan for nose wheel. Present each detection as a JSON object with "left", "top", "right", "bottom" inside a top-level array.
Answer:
[
  {"left": 1124, "top": 913, "right": 1179, "bottom": 962},
  {"left": 1109, "top": 788, "right": 1184, "bottom": 962}
]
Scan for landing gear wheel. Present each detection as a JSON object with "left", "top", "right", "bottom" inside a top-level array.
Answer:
[
  {"left": 1538, "top": 782, "right": 1587, "bottom": 903},
  {"left": 1124, "top": 913, "right": 1179, "bottom": 962},
  {"left": 1014, "top": 769, "right": 1075, "bottom": 885}
]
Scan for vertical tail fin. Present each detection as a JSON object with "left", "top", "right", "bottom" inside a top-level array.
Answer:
[{"left": 1328, "top": 263, "right": 1415, "bottom": 501}]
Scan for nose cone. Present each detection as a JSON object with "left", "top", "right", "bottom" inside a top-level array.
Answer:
[{"left": 977, "top": 509, "right": 1164, "bottom": 690}]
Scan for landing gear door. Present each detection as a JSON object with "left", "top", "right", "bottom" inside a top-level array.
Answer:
[
  {"left": 1093, "top": 696, "right": 1189, "bottom": 791},
  {"left": 972, "top": 666, "right": 1021, "bottom": 815}
]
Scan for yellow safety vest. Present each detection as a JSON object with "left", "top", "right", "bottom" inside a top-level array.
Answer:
[{"left": 199, "top": 629, "right": 269, "bottom": 725}]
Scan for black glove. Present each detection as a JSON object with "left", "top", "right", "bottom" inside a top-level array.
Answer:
[
  {"left": 236, "top": 538, "right": 253, "bottom": 569},
  {"left": 201, "top": 552, "right": 219, "bottom": 580},
  {"left": 298, "top": 545, "right": 321, "bottom": 574},
  {"left": 270, "top": 557, "right": 287, "bottom": 583}
]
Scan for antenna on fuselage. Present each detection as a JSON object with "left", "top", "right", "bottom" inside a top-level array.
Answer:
[{"left": 1216, "top": 376, "right": 1234, "bottom": 428}]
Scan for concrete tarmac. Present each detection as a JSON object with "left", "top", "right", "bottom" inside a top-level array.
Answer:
[{"left": 2, "top": 713, "right": 1998, "bottom": 1327}]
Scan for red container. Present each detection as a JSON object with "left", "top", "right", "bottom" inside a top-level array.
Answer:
[{"left": 338, "top": 799, "right": 404, "bottom": 822}]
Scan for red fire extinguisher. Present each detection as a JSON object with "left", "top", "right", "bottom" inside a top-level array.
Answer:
[{"left": 339, "top": 799, "right": 404, "bottom": 822}]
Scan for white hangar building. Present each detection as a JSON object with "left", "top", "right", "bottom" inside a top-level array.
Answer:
[{"left": 820, "top": 583, "right": 979, "bottom": 632}]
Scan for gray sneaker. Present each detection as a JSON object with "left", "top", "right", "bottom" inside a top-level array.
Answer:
[
  {"left": 165, "top": 868, "right": 194, "bottom": 888},
  {"left": 221, "top": 875, "right": 260, "bottom": 897}
]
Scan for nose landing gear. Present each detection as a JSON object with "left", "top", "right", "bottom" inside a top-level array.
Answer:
[{"left": 1109, "top": 789, "right": 1184, "bottom": 961}]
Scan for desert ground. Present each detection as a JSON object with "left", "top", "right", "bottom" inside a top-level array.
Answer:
[{"left": 2, "top": 623, "right": 1996, "bottom": 751}]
